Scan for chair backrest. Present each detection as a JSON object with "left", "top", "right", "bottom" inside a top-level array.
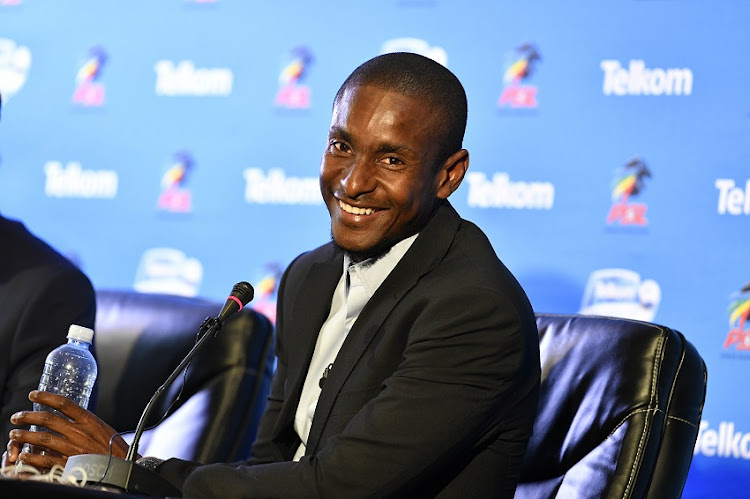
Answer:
[
  {"left": 515, "top": 314, "right": 707, "bottom": 499},
  {"left": 92, "top": 289, "right": 275, "bottom": 464}
]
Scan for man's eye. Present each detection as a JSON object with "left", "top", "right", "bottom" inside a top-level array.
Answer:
[
  {"left": 382, "top": 156, "right": 403, "bottom": 166},
  {"left": 330, "top": 141, "right": 350, "bottom": 153}
]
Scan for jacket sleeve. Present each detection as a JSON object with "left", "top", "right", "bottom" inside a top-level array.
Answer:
[{"left": 1, "top": 265, "right": 96, "bottom": 451}]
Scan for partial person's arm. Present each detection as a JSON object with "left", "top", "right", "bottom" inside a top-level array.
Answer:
[{"left": 1, "top": 267, "right": 95, "bottom": 451}]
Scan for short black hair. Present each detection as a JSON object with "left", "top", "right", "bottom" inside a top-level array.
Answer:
[{"left": 334, "top": 52, "right": 467, "bottom": 167}]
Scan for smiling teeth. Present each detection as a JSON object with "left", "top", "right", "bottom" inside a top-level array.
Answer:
[{"left": 339, "top": 200, "right": 374, "bottom": 215}]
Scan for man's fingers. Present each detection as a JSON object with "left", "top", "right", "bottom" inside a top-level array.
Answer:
[
  {"left": 17, "top": 450, "right": 67, "bottom": 471},
  {"left": 28, "top": 391, "right": 89, "bottom": 421},
  {"left": 10, "top": 429, "right": 64, "bottom": 453},
  {"left": 10, "top": 427, "right": 96, "bottom": 460},
  {"left": 27, "top": 391, "right": 121, "bottom": 438},
  {"left": 12, "top": 391, "right": 129, "bottom": 460},
  {"left": 11, "top": 408, "right": 71, "bottom": 435},
  {"left": 4, "top": 439, "right": 21, "bottom": 464},
  {"left": 10, "top": 418, "right": 129, "bottom": 460},
  {"left": 8, "top": 431, "right": 68, "bottom": 471},
  {"left": 2, "top": 447, "right": 18, "bottom": 468},
  {"left": 12, "top": 402, "right": 114, "bottom": 446}
]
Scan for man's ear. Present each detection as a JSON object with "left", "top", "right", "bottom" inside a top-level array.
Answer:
[{"left": 435, "top": 149, "right": 469, "bottom": 199}]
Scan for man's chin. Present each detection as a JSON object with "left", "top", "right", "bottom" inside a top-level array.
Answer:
[{"left": 330, "top": 236, "right": 391, "bottom": 263}]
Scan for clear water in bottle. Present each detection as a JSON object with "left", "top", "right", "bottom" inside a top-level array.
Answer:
[{"left": 23, "top": 324, "right": 98, "bottom": 457}]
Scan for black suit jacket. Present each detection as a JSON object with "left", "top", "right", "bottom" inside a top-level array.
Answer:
[
  {"left": 0, "top": 215, "right": 96, "bottom": 450},
  {"left": 160, "top": 201, "right": 540, "bottom": 498}
]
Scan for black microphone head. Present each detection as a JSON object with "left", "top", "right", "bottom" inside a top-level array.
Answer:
[
  {"left": 217, "top": 281, "right": 255, "bottom": 324},
  {"left": 232, "top": 281, "right": 254, "bottom": 305}
]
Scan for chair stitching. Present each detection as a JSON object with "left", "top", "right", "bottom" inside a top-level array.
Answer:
[
  {"left": 607, "top": 408, "right": 661, "bottom": 438},
  {"left": 537, "top": 315, "right": 680, "bottom": 498},
  {"left": 667, "top": 415, "right": 699, "bottom": 428},
  {"left": 623, "top": 328, "right": 665, "bottom": 498},
  {"left": 556, "top": 410, "right": 658, "bottom": 498},
  {"left": 605, "top": 409, "right": 701, "bottom": 440}
]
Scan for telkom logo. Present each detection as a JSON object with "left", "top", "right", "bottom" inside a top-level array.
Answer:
[
  {"left": 715, "top": 179, "right": 750, "bottom": 215},
  {"left": 695, "top": 421, "right": 750, "bottom": 460},
  {"left": 601, "top": 60, "right": 693, "bottom": 96}
]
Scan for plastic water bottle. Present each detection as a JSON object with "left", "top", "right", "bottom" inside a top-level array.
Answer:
[{"left": 23, "top": 324, "right": 98, "bottom": 456}]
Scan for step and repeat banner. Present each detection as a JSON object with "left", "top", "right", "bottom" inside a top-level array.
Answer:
[{"left": 1, "top": 1, "right": 748, "bottom": 495}]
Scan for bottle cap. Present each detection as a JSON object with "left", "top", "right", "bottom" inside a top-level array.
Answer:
[{"left": 67, "top": 324, "right": 94, "bottom": 343}]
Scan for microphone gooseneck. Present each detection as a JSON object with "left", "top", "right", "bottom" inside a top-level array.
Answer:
[{"left": 122, "top": 281, "right": 254, "bottom": 487}]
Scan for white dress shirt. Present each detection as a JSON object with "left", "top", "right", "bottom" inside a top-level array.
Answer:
[{"left": 293, "top": 234, "right": 418, "bottom": 461}]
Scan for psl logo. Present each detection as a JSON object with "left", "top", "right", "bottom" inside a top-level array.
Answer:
[
  {"left": 607, "top": 157, "right": 651, "bottom": 226},
  {"left": 250, "top": 262, "right": 283, "bottom": 325},
  {"left": 157, "top": 150, "right": 193, "bottom": 213},
  {"left": 723, "top": 283, "right": 750, "bottom": 350},
  {"left": 498, "top": 43, "right": 540, "bottom": 109},
  {"left": 72, "top": 45, "right": 107, "bottom": 107},
  {"left": 274, "top": 46, "right": 313, "bottom": 109}
]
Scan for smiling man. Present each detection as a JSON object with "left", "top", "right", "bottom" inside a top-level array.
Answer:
[
  {"left": 7, "top": 53, "right": 541, "bottom": 498},
  {"left": 320, "top": 64, "right": 468, "bottom": 262}
]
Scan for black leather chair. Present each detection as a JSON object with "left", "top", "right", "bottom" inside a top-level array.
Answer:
[
  {"left": 515, "top": 314, "right": 707, "bottom": 499},
  {"left": 92, "top": 290, "right": 275, "bottom": 464}
]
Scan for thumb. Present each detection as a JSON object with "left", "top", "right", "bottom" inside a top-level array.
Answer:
[{"left": 4, "top": 439, "right": 21, "bottom": 465}]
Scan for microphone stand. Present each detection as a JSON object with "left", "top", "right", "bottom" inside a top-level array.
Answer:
[
  {"left": 124, "top": 316, "right": 221, "bottom": 488},
  {"left": 64, "top": 316, "right": 225, "bottom": 496}
]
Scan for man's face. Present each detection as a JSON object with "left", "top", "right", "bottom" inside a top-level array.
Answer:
[{"left": 320, "top": 85, "right": 445, "bottom": 261}]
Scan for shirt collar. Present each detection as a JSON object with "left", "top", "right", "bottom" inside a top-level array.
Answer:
[{"left": 342, "top": 233, "right": 419, "bottom": 299}]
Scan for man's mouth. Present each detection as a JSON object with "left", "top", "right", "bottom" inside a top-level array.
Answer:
[{"left": 339, "top": 200, "right": 375, "bottom": 216}]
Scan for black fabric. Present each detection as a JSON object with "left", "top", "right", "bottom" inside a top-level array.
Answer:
[
  {"left": 515, "top": 314, "right": 707, "bottom": 499},
  {"left": 0, "top": 214, "right": 97, "bottom": 451},
  {"left": 164, "top": 201, "right": 541, "bottom": 498},
  {"left": 92, "top": 290, "right": 275, "bottom": 464}
]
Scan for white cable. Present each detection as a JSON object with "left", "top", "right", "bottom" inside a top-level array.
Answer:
[{"left": 0, "top": 462, "right": 88, "bottom": 487}]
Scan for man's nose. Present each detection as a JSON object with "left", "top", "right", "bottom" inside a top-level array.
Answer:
[{"left": 341, "top": 158, "right": 376, "bottom": 198}]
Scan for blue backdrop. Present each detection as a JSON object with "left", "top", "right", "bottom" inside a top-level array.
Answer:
[{"left": 1, "top": 1, "right": 748, "bottom": 495}]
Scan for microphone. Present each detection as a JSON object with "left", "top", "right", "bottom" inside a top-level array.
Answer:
[
  {"left": 217, "top": 281, "right": 254, "bottom": 325},
  {"left": 63, "top": 281, "right": 255, "bottom": 495}
]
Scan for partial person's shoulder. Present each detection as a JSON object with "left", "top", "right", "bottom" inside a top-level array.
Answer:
[
  {"left": 447, "top": 217, "right": 503, "bottom": 267},
  {"left": 0, "top": 216, "right": 88, "bottom": 279},
  {"left": 440, "top": 216, "right": 529, "bottom": 300}
]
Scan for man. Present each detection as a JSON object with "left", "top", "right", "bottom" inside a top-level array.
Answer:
[
  {"left": 0, "top": 213, "right": 97, "bottom": 452},
  {"left": 6, "top": 52, "right": 540, "bottom": 497}
]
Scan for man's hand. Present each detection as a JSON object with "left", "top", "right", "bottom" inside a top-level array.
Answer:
[{"left": 6, "top": 390, "right": 129, "bottom": 470}]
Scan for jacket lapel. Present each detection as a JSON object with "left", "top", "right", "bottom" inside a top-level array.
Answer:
[
  {"left": 276, "top": 248, "right": 343, "bottom": 433},
  {"left": 306, "top": 201, "right": 461, "bottom": 454}
]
